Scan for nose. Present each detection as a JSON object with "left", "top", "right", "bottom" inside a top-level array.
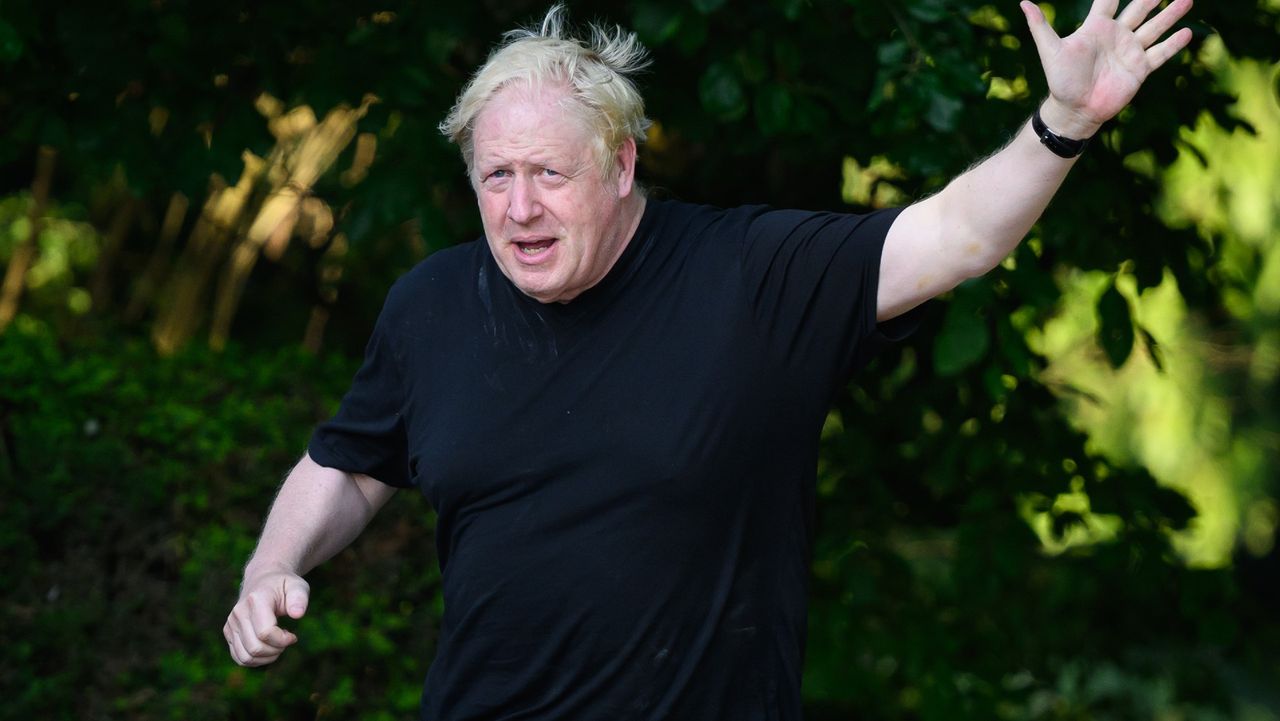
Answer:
[{"left": 506, "top": 174, "right": 542, "bottom": 225}]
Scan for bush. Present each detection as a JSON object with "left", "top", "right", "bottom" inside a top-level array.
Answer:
[{"left": 0, "top": 325, "right": 439, "bottom": 721}]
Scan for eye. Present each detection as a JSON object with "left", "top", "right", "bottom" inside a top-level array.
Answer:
[
  {"left": 541, "top": 168, "right": 560, "bottom": 177},
  {"left": 487, "top": 169, "right": 510, "bottom": 180}
]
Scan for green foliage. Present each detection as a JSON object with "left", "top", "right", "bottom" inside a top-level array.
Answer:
[
  {"left": 0, "top": 327, "right": 440, "bottom": 720},
  {"left": 0, "top": 194, "right": 101, "bottom": 321},
  {"left": 933, "top": 283, "right": 992, "bottom": 376}
]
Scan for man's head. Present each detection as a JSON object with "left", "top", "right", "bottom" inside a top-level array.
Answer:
[
  {"left": 440, "top": 4, "right": 651, "bottom": 180},
  {"left": 440, "top": 5, "right": 652, "bottom": 303}
]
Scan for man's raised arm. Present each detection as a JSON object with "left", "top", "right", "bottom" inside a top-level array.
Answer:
[
  {"left": 223, "top": 453, "right": 397, "bottom": 667},
  {"left": 876, "top": 0, "right": 1194, "bottom": 322}
]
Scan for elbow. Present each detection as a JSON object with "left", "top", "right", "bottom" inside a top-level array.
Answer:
[
  {"left": 931, "top": 194, "right": 1009, "bottom": 284},
  {"left": 951, "top": 226, "right": 1011, "bottom": 282}
]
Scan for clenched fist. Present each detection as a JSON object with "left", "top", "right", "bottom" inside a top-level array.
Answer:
[{"left": 224, "top": 568, "right": 310, "bottom": 667}]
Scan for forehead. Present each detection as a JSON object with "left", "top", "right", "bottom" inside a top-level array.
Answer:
[{"left": 471, "top": 82, "right": 594, "bottom": 162}]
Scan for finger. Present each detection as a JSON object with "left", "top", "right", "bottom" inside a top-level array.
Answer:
[
  {"left": 1020, "top": 2, "right": 1062, "bottom": 58},
  {"left": 232, "top": 603, "right": 285, "bottom": 660},
  {"left": 1135, "top": 0, "right": 1193, "bottom": 48},
  {"left": 223, "top": 621, "right": 240, "bottom": 662},
  {"left": 1116, "top": 0, "right": 1156, "bottom": 29},
  {"left": 231, "top": 608, "right": 287, "bottom": 664},
  {"left": 1090, "top": 0, "right": 1120, "bottom": 20},
  {"left": 232, "top": 626, "right": 281, "bottom": 667},
  {"left": 247, "top": 594, "right": 298, "bottom": 649},
  {"left": 281, "top": 577, "right": 310, "bottom": 619},
  {"left": 1145, "top": 26, "right": 1193, "bottom": 70},
  {"left": 229, "top": 625, "right": 260, "bottom": 666}
]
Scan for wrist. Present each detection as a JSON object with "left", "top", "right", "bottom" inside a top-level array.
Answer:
[
  {"left": 242, "top": 559, "right": 301, "bottom": 588},
  {"left": 1038, "top": 97, "right": 1103, "bottom": 140}
]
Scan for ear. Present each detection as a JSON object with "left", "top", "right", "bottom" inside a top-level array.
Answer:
[{"left": 613, "top": 137, "right": 638, "bottom": 199}]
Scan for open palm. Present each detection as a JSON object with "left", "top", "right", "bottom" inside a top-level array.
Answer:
[{"left": 1022, "top": 0, "right": 1194, "bottom": 131}]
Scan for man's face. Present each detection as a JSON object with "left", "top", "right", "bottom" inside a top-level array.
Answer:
[{"left": 471, "top": 82, "right": 636, "bottom": 303}]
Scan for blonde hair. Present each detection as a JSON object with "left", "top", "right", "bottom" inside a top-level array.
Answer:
[{"left": 439, "top": 4, "right": 652, "bottom": 179}]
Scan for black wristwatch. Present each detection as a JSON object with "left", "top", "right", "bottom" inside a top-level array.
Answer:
[{"left": 1032, "top": 105, "right": 1091, "bottom": 158}]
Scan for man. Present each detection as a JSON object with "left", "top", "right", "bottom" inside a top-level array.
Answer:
[{"left": 224, "top": 1, "right": 1192, "bottom": 717}]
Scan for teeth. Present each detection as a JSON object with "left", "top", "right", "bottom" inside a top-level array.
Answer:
[{"left": 520, "top": 245, "right": 549, "bottom": 255}]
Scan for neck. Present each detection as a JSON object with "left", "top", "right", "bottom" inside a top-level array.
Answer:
[
  {"left": 616, "top": 191, "right": 647, "bottom": 252},
  {"left": 553, "top": 190, "right": 647, "bottom": 304}
]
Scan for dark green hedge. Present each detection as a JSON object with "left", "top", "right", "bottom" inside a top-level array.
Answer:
[{"left": 0, "top": 326, "right": 440, "bottom": 721}]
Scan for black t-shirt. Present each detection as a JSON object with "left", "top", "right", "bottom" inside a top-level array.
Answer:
[{"left": 309, "top": 198, "right": 908, "bottom": 720}]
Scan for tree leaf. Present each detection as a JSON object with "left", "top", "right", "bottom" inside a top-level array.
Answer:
[
  {"left": 753, "top": 84, "right": 793, "bottom": 136},
  {"left": 1137, "top": 324, "right": 1165, "bottom": 373},
  {"left": 1096, "top": 281, "right": 1134, "bottom": 369},
  {"left": 0, "top": 19, "right": 23, "bottom": 64},
  {"left": 877, "top": 40, "right": 909, "bottom": 68},
  {"left": 926, "top": 94, "right": 964, "bottom": 132},
  {"left": 907, "top": 0, "right": 948, "bottom": 23},
  {"left": 631, "top": 2, "right": 683, "bottom": 45},
  {"left": 996, "top": 316, "right": 1032, "bottom": 378},
  {"left": 699, "top": 62, "right": 747, "bottom": 122},
  {"left": 1051, "top": 510, "right": 1087, "bottom": 541},
  {"left": 934, "top": 301, "right": 989, "bottom": 376}
]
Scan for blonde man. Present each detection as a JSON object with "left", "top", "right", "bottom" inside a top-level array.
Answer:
[{"left": 226, "top": 3, "right": 1192, "bottom": 718}]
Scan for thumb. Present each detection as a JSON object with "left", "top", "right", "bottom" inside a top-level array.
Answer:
[
  {"left": 1020, "top": 1, "right": 1061, "bottom": 58},
  {"left": 282, "top": 576, "right": 310, "bottom": 619}
]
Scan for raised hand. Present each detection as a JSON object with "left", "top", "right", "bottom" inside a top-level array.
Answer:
[
  {"left": 224, "top": 567, "right": 310, "bottom": 667},
  {"left": 1020, "top": 0, "right": 1194, "bottom": 137}
]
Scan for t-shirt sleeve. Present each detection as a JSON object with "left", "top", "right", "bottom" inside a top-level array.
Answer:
[
  {"left": 739, "top": 205, "right": 921, "bottom": 383},
  {"left": 308, "top": 299, "right": 413, "bottom": 488}
]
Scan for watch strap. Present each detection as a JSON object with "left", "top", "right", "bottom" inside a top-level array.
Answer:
[{"left": 1032, "top": 105, "right": 1091, "bottom": 158}]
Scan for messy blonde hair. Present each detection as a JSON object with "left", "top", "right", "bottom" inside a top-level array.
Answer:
[{"left": 438, "top": 4, "right": 651, "bottom": 180}]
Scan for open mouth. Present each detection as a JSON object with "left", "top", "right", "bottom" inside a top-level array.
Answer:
[{"left": 514, "top": 238, "right": 556, "bottom": 256}]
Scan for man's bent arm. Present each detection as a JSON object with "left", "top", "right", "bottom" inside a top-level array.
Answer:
[
  {"left": 877, "top": 98, "right": 1087, "bottom": 321},
  {"left": 224, "top": 453, "right": 397, "bottom": 667},
  {"left": 875, "top": 0, "right": 1194, "bottom": 321}
]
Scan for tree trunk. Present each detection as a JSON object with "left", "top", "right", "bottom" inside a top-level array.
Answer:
[
  {"left": 301, "top": 232, "right": 349, "bottom": 355},
  {"left": 208, "top": 187, "right": 299, "bottom": 351},
  {"left": 124, "top": 192, "right": 189, "bottom": 323},
  {"left": 0, "top": 146, "right": 58, "bottom": 332},
  {"left": 89, "top": 197, "right": 138, "bottom": 313},
  {"left": 151, "top": 155, "right": 262, "bottom": 355},
  {"left": 301, "top": 304, "right": 330, "bottom": 355}
]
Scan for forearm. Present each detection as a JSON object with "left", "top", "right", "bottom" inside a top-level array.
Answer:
[
  {"left": 877, "top": 100, "right": 1101, "bottom": 320},
  {"left": 242, "top": 453, "right": 395, "bottom": 583},
  {"left": 939, "top": 98, "right": 1099, "bottom": 276},
  {"left": 875, "top": 0, "right": 1191, "bottom": 321}
]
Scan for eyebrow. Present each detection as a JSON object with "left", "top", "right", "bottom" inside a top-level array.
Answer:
[{"left": 475, "top": 153, "right": 585, "bottom": 176}]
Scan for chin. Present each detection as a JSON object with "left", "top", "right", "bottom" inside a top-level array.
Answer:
[{"left": 513, "top": 277, "right": 568, "bottom": 304}]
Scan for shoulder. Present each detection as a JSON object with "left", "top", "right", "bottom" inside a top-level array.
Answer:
[
  {"left": 385, "top": 241, "right": 482, "bottom": 303},
  {"left": 645, "top": 197, "right": 773, "bottom": 246},
  {"left": 737, "top": 204, "right": 903, "bottom": 248},
  {"left": 378, "top": 240, "right": 485, "bottom": 326},
  {"left": 649, "top": 197, "right": 899, "bottom": 249}
]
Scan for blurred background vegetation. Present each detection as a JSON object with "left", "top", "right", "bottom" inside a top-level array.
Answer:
[{"left": 1, "top": 0, "right": 1277, "bottom": 719}]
